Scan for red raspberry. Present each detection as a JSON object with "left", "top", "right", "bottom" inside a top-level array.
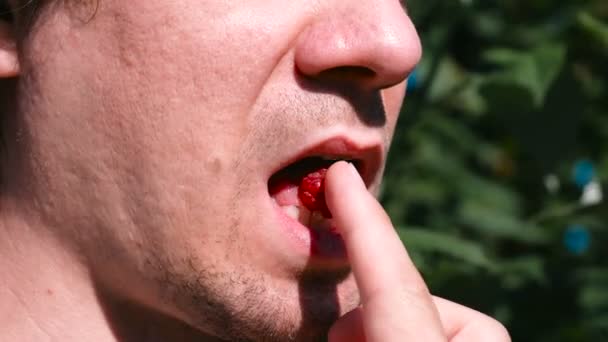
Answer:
[{"left": 298, "top": 168, "right": 332, "bottom": 218}]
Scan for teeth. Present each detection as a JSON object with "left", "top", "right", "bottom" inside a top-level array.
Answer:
[
  {"left": 281, "top": 205, "right": 335, "bottom": 231},
  {"left": 281, "top": 205, "right": 311, "bottom": 225},
  {"left": 282, "top": 205, "right": 299, "bottom": 220}
]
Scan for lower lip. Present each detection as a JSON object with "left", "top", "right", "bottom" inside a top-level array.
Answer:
[{"left": 272, "top": 201, "right": 348, "bottom": 263}]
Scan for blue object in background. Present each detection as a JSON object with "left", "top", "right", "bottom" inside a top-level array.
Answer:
[
  {"left": 572, "top": 160, "right": 595, "bottom": 189},
  {"left": 564, "top": 224, "right": 591, "bottom": 255},
  {"left": 407, "top": 68, "right": 419, "bottom": 92}
]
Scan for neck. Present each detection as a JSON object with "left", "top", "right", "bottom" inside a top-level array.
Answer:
[
  {"left": 0, "top": 197, "right": 116, "bottom": 341},
  {"left": 0, "top": 196, "right": 224, "bottom": 342}
]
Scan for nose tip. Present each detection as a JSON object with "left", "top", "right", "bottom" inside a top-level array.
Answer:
[{"left": 294, "top": 2, "right": 422, "bottom": 90}]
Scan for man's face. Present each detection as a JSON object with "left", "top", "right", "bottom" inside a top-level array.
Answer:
[{"left": 15, "top": 0, "right": 420, "bottom": 340}]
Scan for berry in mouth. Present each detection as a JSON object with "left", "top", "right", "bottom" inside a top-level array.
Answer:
[
  {"left": 298, "top": 168, "right": 331, "bottom": 218},
  {"left": 268, "top": 157, "right": 359, "bottom": 229}
]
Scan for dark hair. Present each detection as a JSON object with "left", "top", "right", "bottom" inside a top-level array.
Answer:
[
  {"left": 0, "top": 1, "right": 13, "bottom": 22},
  {"left": 0, "top": 0, "right": 49, "bottom": 39}
]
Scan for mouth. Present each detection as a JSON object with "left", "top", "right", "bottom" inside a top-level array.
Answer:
[
  {"left": 266, "top": 137, "right": 382, "bottom": 260},
  {"left": 268, "top": 156, "right": 362, "bottom": 225}
]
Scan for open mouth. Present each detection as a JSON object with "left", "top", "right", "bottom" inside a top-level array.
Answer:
[
  {"left": 268, "top": 156, "right": 363, "bottom": 233},
  {"left": 264, "top": 137, "right": 382, "bottom": 259}
]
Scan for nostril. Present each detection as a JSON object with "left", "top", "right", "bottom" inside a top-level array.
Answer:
[{"left": 318, "top": 66, "right": 376, "bottom": 81}]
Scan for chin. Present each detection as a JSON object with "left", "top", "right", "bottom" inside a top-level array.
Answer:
[
  {"left": 291, "top": 274, "right": 360, "bottom": 341},
  {"left": 156, "top": 252, "right": 360, "bottom": 342}
]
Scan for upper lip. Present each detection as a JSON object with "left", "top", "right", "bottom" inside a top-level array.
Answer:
[{"left": 268, "top": 136, "right": 384, "bottom": 188}]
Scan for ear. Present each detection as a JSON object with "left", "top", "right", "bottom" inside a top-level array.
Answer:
[{"left": 0, "top": 18, "right": 19, "bottom": 78}]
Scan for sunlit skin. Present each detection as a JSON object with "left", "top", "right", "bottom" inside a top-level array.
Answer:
[{"left": 0, "top": 0, "right": 510, "bottom": 341}]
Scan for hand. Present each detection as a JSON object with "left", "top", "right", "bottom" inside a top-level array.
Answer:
[{"left": 325, "top": 162, "right": 511, "bottom": 342}]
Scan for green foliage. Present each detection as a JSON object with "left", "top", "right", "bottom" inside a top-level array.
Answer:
[{"left": 383, "top": 0, "right": 608, "bottom": 340}]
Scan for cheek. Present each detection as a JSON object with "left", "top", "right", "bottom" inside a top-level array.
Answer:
[
  {"left": 42, "top": 3, "right": 290, "bottom": 185},
  {"left": 102, "top": 1, "right": 299, "bottom": 110},
  {"left": 78, "top": 2, "right": 306, "bottom": 163}
]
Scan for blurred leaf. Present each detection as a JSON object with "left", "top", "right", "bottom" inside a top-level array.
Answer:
[
  {"left": 457, "top": 176, "right": 522, "bottom": 216},
  {"left": 532, "top": 43, "right": 568, "bottom": 94},
  {"left": 577, "top": 11, "right": 608, "bottom": 55},
  {"left": 397, "top": 227, "right": 496, "bottom": 269},
  {"left": 580, "top": 285, "right": 608, "bottom": 311},
  {"left": 459, "top": 200, "right": 550, "bottom": 244},
  {"left": 480, "top": 43, "right": 566, "bottom": 112},
  {"left": 427, "top": 57, "right": 468, "bottom": 102}
]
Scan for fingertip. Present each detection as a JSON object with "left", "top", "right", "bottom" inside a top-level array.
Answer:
[
  {"left": 325, "top": 160, "right": 384, "bottom": 239},
  {"left": 327, "top": 160, "right": 360, "bottom": 180},
  {"left": 326, "top": 161, "right": 363, "bottom": 216},
  {"left": 326, "top": 161, "right": 364, "bottom": 197}
]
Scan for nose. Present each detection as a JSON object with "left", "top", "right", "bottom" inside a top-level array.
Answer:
[{"left": 294, "top": 1, "right": 422, "bottom": 90}]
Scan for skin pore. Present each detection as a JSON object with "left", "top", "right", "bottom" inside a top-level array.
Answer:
[{"left": 0, "top": 1, "right": 510, "bottom": 342}]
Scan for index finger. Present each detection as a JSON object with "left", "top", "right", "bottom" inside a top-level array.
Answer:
[{"left": 325, "top": 161, "right": 444, "bottom": 339}]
